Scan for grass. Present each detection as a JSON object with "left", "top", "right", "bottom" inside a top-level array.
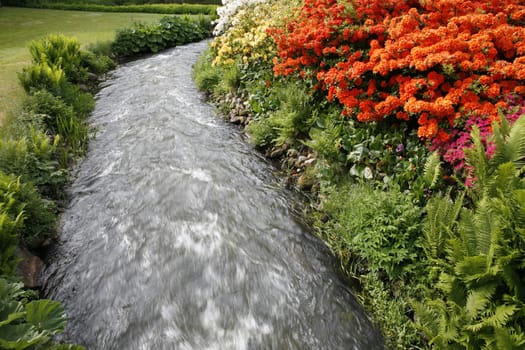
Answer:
[{"left": 0, "top": 7, "right": 167, "bottom": 123}]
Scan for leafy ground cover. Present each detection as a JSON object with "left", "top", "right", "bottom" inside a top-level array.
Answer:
[
  {"left": 195, "top": 0, "right": 525, "bottom": 348},
  {"left": 0, "top": 7, "right": 167, "bottom": 124}
]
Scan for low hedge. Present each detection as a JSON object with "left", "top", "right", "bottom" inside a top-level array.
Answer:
[{"left": 4, "top": 2, "right": 217, "bottom": 15}]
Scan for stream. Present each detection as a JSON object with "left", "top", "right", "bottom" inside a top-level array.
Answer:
[{"left": 43, "top": 41, "right": 385, "bottom": 350}]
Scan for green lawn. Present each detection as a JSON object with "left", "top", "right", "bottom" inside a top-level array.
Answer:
[{"left": 0, "top": 7, "right": 166, "bottom": 123}]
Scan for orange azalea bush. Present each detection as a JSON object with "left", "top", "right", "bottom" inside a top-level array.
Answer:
[{"left": 269, "top": 0, "right": 525, "bottom": 170}]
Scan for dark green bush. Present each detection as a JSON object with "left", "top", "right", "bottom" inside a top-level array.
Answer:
[
  {"left": 111, "top": 15, "right": 212, "bottom": 57},
  {"left": 80, "top": 50, "right": 116, "bottom": 75},
  {"left": 23, "top": 89, "right": 75, "bottom": 132},
  {"left": 59, "top": 84, "right": 94, "bottom": 118}
]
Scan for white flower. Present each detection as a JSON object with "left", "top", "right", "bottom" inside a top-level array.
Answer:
[{"left": 213, "top": 0, "right": 269, "bottom": 35}]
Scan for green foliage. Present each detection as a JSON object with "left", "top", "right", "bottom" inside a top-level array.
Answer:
[
  {"left": 318, "top": 183, "right": 424, "bottom": 280},
  {"left": 111, "top": 15, "right": 212, "bottom": 58},
  {"left": 247, "top": 82, "right": 315, "bottom": 147},
  {"left": 79, "top": 50, "right": 116, "bottom": 75},
  {"left": 423, "top": 152, "right": 442, "bottom": 189},
  {"left": 0, "top": 201, "right": 24, "bottom": 276},
  {"left": 29, "top": 34, "right": 87, "bottom": 84},
  {"left": 57, "top": 85, "right": 94, "bottom": 119},
  {"left": 0, "top": 278, "right": 85, "bottom": 350},
  {"left": 358, "top": 274, "right": 422, "bottom": 350},
  {"left": 213, "top": 62, "right": 241, "bottom": 96},
  {"left": 415, "top": 115, "right": 525, "bottom": 349},
  {"left": 267, "top": 83, "right": 315, "bottom": 146},
  {"left": 18, "top": 61, "right": 67, "bottom": 95},
  {"left": 55, "top": 114, "right": 90, "bottom": 161},
  {"left": 23, "top": 90, "right": 75, "bottom": 132},
  {"left": 0, "top": 129, "right": 67, "bottom": 199},
  {"left": 247, "top": 115, "right": 276, "bottom": 148},
  {"left": 419, "top": 193, "right": 464, "bottom": 266},
  {"left": 192, "top": 48, "right": 222, "bottom": 92},
  {"left": 0, "top": 172, "right": 56, "bottom": 249}
]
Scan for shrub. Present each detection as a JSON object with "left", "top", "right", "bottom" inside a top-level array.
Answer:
[
  {"left": 56, "top": 114, "right": 90, "bottom": 160},
  {"left": 0, "top": 172, "right": 56, "bottom": 250},
  {"left": 18, "top": 61, "right": 67, "bottom": 95},
  {"left": 80, "top": 50, "right": 116, "bottom": 75},
  {"left": 0, "top": 129, "right": 67, "bottom": 199},
  {"left": 23, "top": 89, "right": 75, "bottom": 132},
  {"left": 111, "top": 15, "right": 212, "bottom": 58},
  {"left": 29, "top": 34, "right": 88, "bottom": 84},
  {"left": 269, "top": 0, "right": 525, "bottom": 173},
  {"left": 59, "top": 84, "right": 94, "bottom": 118},
  {"left": 318, "top": 183, "right": 424, "bottom": 280},
  {"left": 192, "top": 48, "right": 222, "bottom": 92}
]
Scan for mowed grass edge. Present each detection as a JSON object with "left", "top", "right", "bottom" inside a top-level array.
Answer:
[{"left": 0, "top": 7, "right": 167, "bottom": 123}]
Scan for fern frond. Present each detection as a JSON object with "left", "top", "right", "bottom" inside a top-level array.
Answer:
[
  {"left": 465, "top": 284, "right": 496, "bottom": 320},
  {"left": 490, "top": 115, "right": 525, "bottom": 171},
  {"left": 423, "top": 152, "right": 442, "bottom": 189},
  {"left": 465, "top": 126, "right": 489, "bottom": 195},
  {"left": 466, "top": 304, "right": 518, "bottom": 332},
  {"left": 422, "top": 192, "right": 463, "bottom": 260},
  {"left": 493, "top": 326, "right": 525, "bottom": 350}
]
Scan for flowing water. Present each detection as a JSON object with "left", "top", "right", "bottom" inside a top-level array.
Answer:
[{"left": 43, "top": 41, "right": 384, "bottom": 350}]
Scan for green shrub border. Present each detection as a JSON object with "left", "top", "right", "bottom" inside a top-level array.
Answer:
[{"left": 4, "top": 2, "right": 218, "bottom": 16}]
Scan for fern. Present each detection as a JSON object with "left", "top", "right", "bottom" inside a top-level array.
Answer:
[
  {"left": 421, "top": 192, "right": 463, "bottom": 262},
  {"left": 423, "top": 151, "right": 442, "bottom": 189},
  {"left": 415, "top": 115, "right": 525, "bottom": 349},
  {"left": 489, "top": 112, "right": 525, "bottom": 171}
]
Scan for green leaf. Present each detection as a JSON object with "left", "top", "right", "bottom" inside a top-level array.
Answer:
[{"left": 25, "top": 300, "right": 66, "bottom": 334}]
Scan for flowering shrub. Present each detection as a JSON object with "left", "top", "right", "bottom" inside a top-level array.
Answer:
[
  {"left": 269, "top": 0, "right": 525, "bottom": 171},
  {"left": 213, "top": 0, "right": 268, "bottom": 35},
  {"left": 431, "top": 95, "right": 524, "bottom": 171},
  {"left": 211, "top": 0, "right": 299, "bottom": 67}
]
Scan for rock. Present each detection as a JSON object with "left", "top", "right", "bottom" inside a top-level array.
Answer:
[
  {"left": 297, "top": 172, "right": 315, "bottom": 190},
  {"left": 303, "top": 157, "right": 316, "bottom": 166},
  {"left": 269, "top": 145, "right": 287, "bottom": 159},
  {"left": 16, "top": 247, "right": 44, "bottom": 289},
  {"left": 295, "top": 155, "right": 309, "bottom": 168},
  {"left": 230, "top": 115, "right": 245, "bottom": 124}
]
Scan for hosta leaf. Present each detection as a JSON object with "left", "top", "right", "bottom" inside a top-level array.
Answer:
[
  {"left": 25, "top": 300, "right": 66, "bottom": 334},
  {"left": 0, "top": 311, "right": 25, "bottom": 328},
  {"left": 0, "top": 324, "right": 47, "bottom": 349}
]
